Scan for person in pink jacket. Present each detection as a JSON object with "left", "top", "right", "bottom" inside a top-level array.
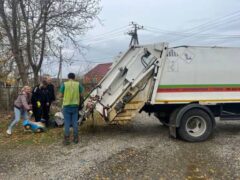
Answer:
[{"left": 6, "top": 86, "right": 32, "bottom": 135}]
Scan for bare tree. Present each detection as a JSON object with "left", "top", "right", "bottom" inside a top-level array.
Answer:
[
  {"left": 0, "top": 0, "right": 28, "bottom": 83},
  {"left": 0, "top": 25, "right": 15, "bottom": 82},
  {"left": 0, "top": 0, "right": 101, "bottom": 85},
  {"left": 0, "top": 55, "right": 14, "bottom": 82}
]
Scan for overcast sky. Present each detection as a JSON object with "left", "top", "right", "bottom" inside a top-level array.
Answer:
[{"left": 43, "top": 0, "right": 240, "bottom": 77}]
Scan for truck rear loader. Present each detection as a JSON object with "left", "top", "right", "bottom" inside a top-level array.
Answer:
[{"left": 82, "top": 42, "right": 240, "bottom": 142}]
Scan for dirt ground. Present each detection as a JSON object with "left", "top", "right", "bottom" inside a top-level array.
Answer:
[{"left": 0, "top": 113, "right": 239, "bottom": 180}]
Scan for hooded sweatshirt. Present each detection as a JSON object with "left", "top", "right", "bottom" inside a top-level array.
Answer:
[{"left": 14, "top": 92, "right": 31, "bottom": 111}]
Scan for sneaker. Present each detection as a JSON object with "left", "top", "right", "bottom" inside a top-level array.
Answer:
[
  {"left": 63, "top": 136, "right": 70, "bottom": 146},
  {"left": 73, "top": 136, "right": 79, "bottom": 144},
  {"left": 6, "top": 129, "right": 12, "bottom": 135}
]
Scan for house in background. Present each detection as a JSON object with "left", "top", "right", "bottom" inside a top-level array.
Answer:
[{"left": 84, "top": 63, "right": 112, "bottom": 92}]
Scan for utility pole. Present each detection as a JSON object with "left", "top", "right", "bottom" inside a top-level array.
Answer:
[
  {"left": 127, "top": 22, "right": 144, "bottom": 47},
  {"left": 57, "top": 46, "right": 63, "bottom": 86},
  {"left": 57, "top": 37, "right": 63, "bottom": 86}
]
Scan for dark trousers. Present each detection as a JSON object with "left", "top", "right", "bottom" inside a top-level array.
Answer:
[
  {"left": 33, "top": 106, "right": 42, "bottom": 122},
  {"left": 42, "top": 103, "right": 50, "bottom": 127},
  {"left": 33, "top": 103, "right": 50, "bottom": 126}
]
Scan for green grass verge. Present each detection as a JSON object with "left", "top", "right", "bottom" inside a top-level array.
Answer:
[{"left": 0, "top": 111, "right": 106, "bottom": 148}]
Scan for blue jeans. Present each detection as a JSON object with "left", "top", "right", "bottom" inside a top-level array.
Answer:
[
  {"left": 8, "top": 107, "right": 28, "bottom": 131},
  {"left": 63, "top": 106, "right": 79, "bottom": 137}
]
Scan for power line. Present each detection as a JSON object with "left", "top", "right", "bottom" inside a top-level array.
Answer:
[
  {"left": 144, "top": 27, "right": 240, "bottom": 39},
  {"left": 172, "top": 19, "right": 240, "bottom": 43},
  {"left": 183, "top": 10, "right": 240, "bottom": 33},
  {"left": 169, "top": 11, "right": 240, "bottom": 43},
  {"left": 79, "top": 11, "right": 240, "bottom": 50},
  {"left": 80, "top": 25, "right": 129, "bottom": 41},
  {"left": 71, "top": 56, "right": 115, "bottom": 64},
  {"left": 81, "top": 31, "right": 126, "bottom": 42},
  {"left": 84, "top": 34, "right": 125, "bottom": 45},
  {"left": 143, "top": 27, "right": 240, "bottom": 47}
]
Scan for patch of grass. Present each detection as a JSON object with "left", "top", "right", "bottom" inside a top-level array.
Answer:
[
  {"left": 0, "top": 112, "right": 63, "bottom": 149},
  {"left": 0, "top": 111, "right": 107, "bottom": 149}
]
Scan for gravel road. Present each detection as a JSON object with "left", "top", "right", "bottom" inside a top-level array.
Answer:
[{"left": 0, "top": 113, "right": 239, "bottom": 180}]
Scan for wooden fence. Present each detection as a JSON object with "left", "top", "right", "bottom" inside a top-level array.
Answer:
[{"left": 0, "top": 86, "right": 22, "bottom": 111}]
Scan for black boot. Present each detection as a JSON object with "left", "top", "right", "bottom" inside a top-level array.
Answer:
[
  {"left": 63, "top": 136, "right": 70, "bottom": 145},
  {"left": 73, "top": 135, "right": 79, "bottom": 144}
]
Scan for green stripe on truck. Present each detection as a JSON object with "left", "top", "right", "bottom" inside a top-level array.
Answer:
[{"left": 158, "top": 84, "right": 240, "bottom": 88}]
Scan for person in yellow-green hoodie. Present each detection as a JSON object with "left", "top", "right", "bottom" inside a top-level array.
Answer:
[{"left": 59, "top": 73, "right": 84, "bottom": 145}]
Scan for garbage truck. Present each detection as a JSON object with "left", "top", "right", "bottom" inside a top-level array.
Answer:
[{"left": 81, "top": 42, "right": 240, "bottom": 142}]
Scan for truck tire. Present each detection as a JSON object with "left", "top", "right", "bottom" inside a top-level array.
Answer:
[{"left": 177, "top": 109, "right": 213, "bottom": 142}]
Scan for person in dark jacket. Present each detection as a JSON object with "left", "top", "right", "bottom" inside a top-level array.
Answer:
[
  {"left": 31, "top": 79, "right": 50, "bottom": 126},
  {"left": 44, "top": 76, "right": 56, "bottom": 127},
  {"left": 46, "top": 76, "right": 55, "bottom": 112},
  {"left": 7, "top": 86, "right": 32, "bottom": 135}
]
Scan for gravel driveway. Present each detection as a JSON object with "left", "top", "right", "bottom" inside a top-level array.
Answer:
[{"left": 0, "top": 113, "right": 239, "bottom": 180}]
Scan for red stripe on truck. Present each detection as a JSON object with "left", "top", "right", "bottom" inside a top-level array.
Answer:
[{"left": 157, "top": 87, "right": 240, "bottom": 93}]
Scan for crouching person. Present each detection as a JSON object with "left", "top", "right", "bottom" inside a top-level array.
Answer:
[
  {"left": 7, "top": 86, "right": 32, "bottom": 135},
  {"left": 59, "top": 73, "right": 84, "bottom": 145}
]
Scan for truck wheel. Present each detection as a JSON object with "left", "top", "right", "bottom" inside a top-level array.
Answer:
[{"left": 177, "top": 109, "right": 213, "bottom": 142}]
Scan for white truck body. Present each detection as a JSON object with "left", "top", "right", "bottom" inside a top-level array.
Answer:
[
  {"left": 83, "top": 42, "right": 240, "bottom": 141},
  {"left": 156, "top": 46, "right": 240, "bottom": 104}
]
